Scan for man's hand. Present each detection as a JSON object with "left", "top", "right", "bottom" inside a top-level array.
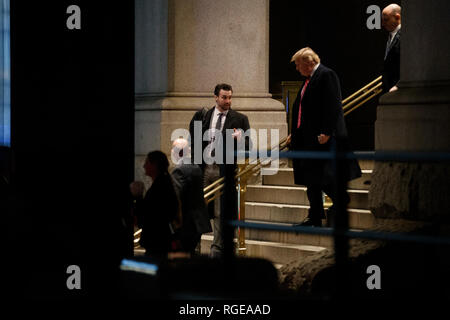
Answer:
[
  {"left": 389, "top": 85, "right": 398, "bottom": 92},
  {"left": 232, "top": 128, "right": 242, "bottom": 140},
  {"left": 286, "top": 134, "right": 291, "bottom": 146},
  {"left": 317, "top": 134, "right": 330, "bottom": 144}
]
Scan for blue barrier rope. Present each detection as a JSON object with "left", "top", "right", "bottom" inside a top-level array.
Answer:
[
  {"left": 236, "top": 150, "right": 450, "bottom": 161},
  {"left": 229, "top": 221, "right": 450, "bottom": 246}
]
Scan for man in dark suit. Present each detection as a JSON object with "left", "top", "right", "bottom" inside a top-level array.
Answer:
[
  {"left": 171, "top": 138, "right": 212, "bottom": 255},
  {"left": 286, "top": 47, "right": 361, "bottom": 227},
  {"left": 381, "top": 3, "right": 401, "bottom": 93},
  {"left": 189, "top": 83, "right": 250, "bottom": 257}
]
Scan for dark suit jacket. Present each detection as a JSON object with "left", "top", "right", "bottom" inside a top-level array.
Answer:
[
  {"left": 134, "top": 172, "right": 179, "bottom": 255},
  {"left": 171, "top": 164, "right": 212, "bottom": 238},
  {"left": 382, "top": 29, "right": 401, "bottom": 93},
  {"left": 190, "top": 106, "right": 251, "bottom": 167},
  {"left": 290, "top": 64, "right": 361, "bottom": 186}
]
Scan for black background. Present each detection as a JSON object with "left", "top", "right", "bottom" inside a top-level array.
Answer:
[{"left": 8, "top": 1, "right": 134, "bottom": 298}]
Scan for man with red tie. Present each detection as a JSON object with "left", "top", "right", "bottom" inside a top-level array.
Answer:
[{"left": 286, "top": 47, "right": 361, "bottom": 227}]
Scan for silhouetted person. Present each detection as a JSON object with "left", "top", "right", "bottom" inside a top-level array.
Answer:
[{"left": 130, "top": 151, "right": 180, "bottom": 258}]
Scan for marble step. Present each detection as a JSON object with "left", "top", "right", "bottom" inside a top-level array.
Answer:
[
  {"left": 355, "top": 159, "right": 374, "bottom": 171},
  {"left": 281, "top": 159, "right": 374, "bottom": 171},
  {"left": 245, "top": 202, "right": 375, "bottom": 229},
  {"left": 238, "top": 220, "right": 364, "bottom": 247},
  {"left": 200, "top": 234, "right": 326, "bottom": 265},
  {"left": 245, "top": 184, "right": 369, "bottom": 209},
  {"left": 262, "top": 168, "right": 372, "bottom": 190}
]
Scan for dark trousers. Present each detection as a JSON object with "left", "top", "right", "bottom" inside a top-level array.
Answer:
[
  {"left": 306, "top": 183, "right": 350, "bottom": 222},
  {"left": 203, "top": 164, "right": 223, "bottom": 257}
]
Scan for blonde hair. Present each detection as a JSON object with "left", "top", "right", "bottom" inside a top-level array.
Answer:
[{"left": 291, "top": 47, "right": 320, "bottom": 65}]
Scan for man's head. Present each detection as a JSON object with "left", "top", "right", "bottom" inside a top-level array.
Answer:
[
  {"left": 214, "top": 83, "right": 233, "bottom": 112},
  {"left": 382, "top": 4, "right": 401, "bottom": 32},
  {"left": 291, "top": 47, "right": 320, "bottom": 77},
  {"left": 171, "top": 138, "right": 190, "bottom": 165}
]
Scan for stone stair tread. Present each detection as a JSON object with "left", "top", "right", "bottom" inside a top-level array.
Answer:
[
  {"left": 246, "top": 185, "right": 369, "bottom": 209},
  {"left": 248, "top": 184, "right": 307, "bottom": 190},
  {"left": 244, "top": 202, "right": 374, "bottom": 228},
  {"left": 274, "top": 159, "right": 374, "bottom": 170},
  {"left": 245, "top": 219, "right": 363, "bottom": 230},
  {"left": 262, "top": 168, "right": 373, "bottom": 190},
  {"left": 245, "top": 201, "right": 371, "bottom": 213},
  {"left": 270, "top": 168, "right": 294, "bottom": 172},
  {"left": 201, "top": 234, "right": 326, "bottom": 252},
  {"left": 266, "top": 167, "right": 372, "bottom": 173},
  {"left": 236, "top": 219, "right": 363, "bottom": 247},
  {"left": 200, "top": 234, "right": 327, "bottom": 265},
  {"left": 346, "top": 189, "right": 370, "bottom": 193},
  {"left": 248, "top": 184, "right": 369, "bottom": 192},
  {"left": 246, "top": 201, "right": 310, "bottom": 209}
]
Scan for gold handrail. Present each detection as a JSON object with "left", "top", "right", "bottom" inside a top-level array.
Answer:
[
  {"left": 203, "top": 176, "right": 224, "bottom": 193},
  {"left": 344, "top": 86, "right": 383, "bottom": 116},
  {"left": 343, "top": 82, "right": 383, "bottom": 112},
  {"left": 204, "top": 183, "right": 225, "bottom": 200},
  {"left": 206, "top": 190, "right": 222, "bottom": 204},
  {"left": 342, "top": 76, "right": 382, "bottom": 107}
]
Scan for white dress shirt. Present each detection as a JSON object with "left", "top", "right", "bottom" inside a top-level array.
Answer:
[
  {"left": 210, "top": 106, "right": 228, "bottom": 132},
  {"left": 311, "top": 63, "right": 320, "bottom": 78},
  {"left": 389, "top": 24, "right": 401, "bottom": 45}
]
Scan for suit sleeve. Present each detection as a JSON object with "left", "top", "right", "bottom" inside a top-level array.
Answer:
[
  {"left": 171, "top": 167, "right": 186, "bottom": 201},
  {"left": 165, "top": 176, "right": 181, "bottom": 224},
  {"left": 242, "top": 114, "right": 252, "bottom": 151},
  {"left": 320, "top": 70, "right": 341, "bottom": 136}
]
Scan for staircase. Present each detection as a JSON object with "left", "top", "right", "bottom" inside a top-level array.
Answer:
[{"left": 201, "top": 160, "right": 374, "bottom": 266}]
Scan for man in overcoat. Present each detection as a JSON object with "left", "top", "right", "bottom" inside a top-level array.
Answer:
[{"left": 287, "top": 47, "right": 361, "bottom": 227}]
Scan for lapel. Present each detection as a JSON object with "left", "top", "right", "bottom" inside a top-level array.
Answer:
[
  {"left": 386, "top": 29, "right": 401, "bottom": 58},
  {"left": 203, "top": 107, "right": 215, "bottom": 132},
  {"left": 203, "top": 106, "right": 235, "bottom": 132},
  {"left": 223, "top": 109, "right": 235, "bottom": 130},
  {"left": 302, "top": 64, "right": 322, "bottom": 101},
  {"left": 392, "top": 29, "right": 400, "bottom": 48}
]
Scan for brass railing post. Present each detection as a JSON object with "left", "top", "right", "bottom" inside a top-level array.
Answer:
[{"left": 237, "top": 163, "right": 248, "bottom": 256}]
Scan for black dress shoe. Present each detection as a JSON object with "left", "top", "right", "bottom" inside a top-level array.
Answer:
[{"left": 294, "top": 217, "right": 322, "bottom": 227}]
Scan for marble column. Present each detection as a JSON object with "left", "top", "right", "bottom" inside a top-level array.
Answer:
[
  {"left": 369, "top": 0, "right": 450, "bottom": 221},
  {"left": 134, "top": 0, "right": 287, "bottom": 181}
]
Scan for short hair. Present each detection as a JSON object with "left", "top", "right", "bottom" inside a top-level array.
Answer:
[
  {"left": 291, "top": 47, "right": 321, "bottom": 64},
  {"left": 146, "top": 150, "right": 169, "bottom": 173},
  {"left": 384, "top": 3, "right": 401, "bottom": 15},
  {"left": 214, "top": 83, "right": 233, "bottom": 96}
]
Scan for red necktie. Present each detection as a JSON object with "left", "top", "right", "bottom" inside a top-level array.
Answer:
[{"left": 297, "top": 78, "right": 309, "bottom": 128}]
